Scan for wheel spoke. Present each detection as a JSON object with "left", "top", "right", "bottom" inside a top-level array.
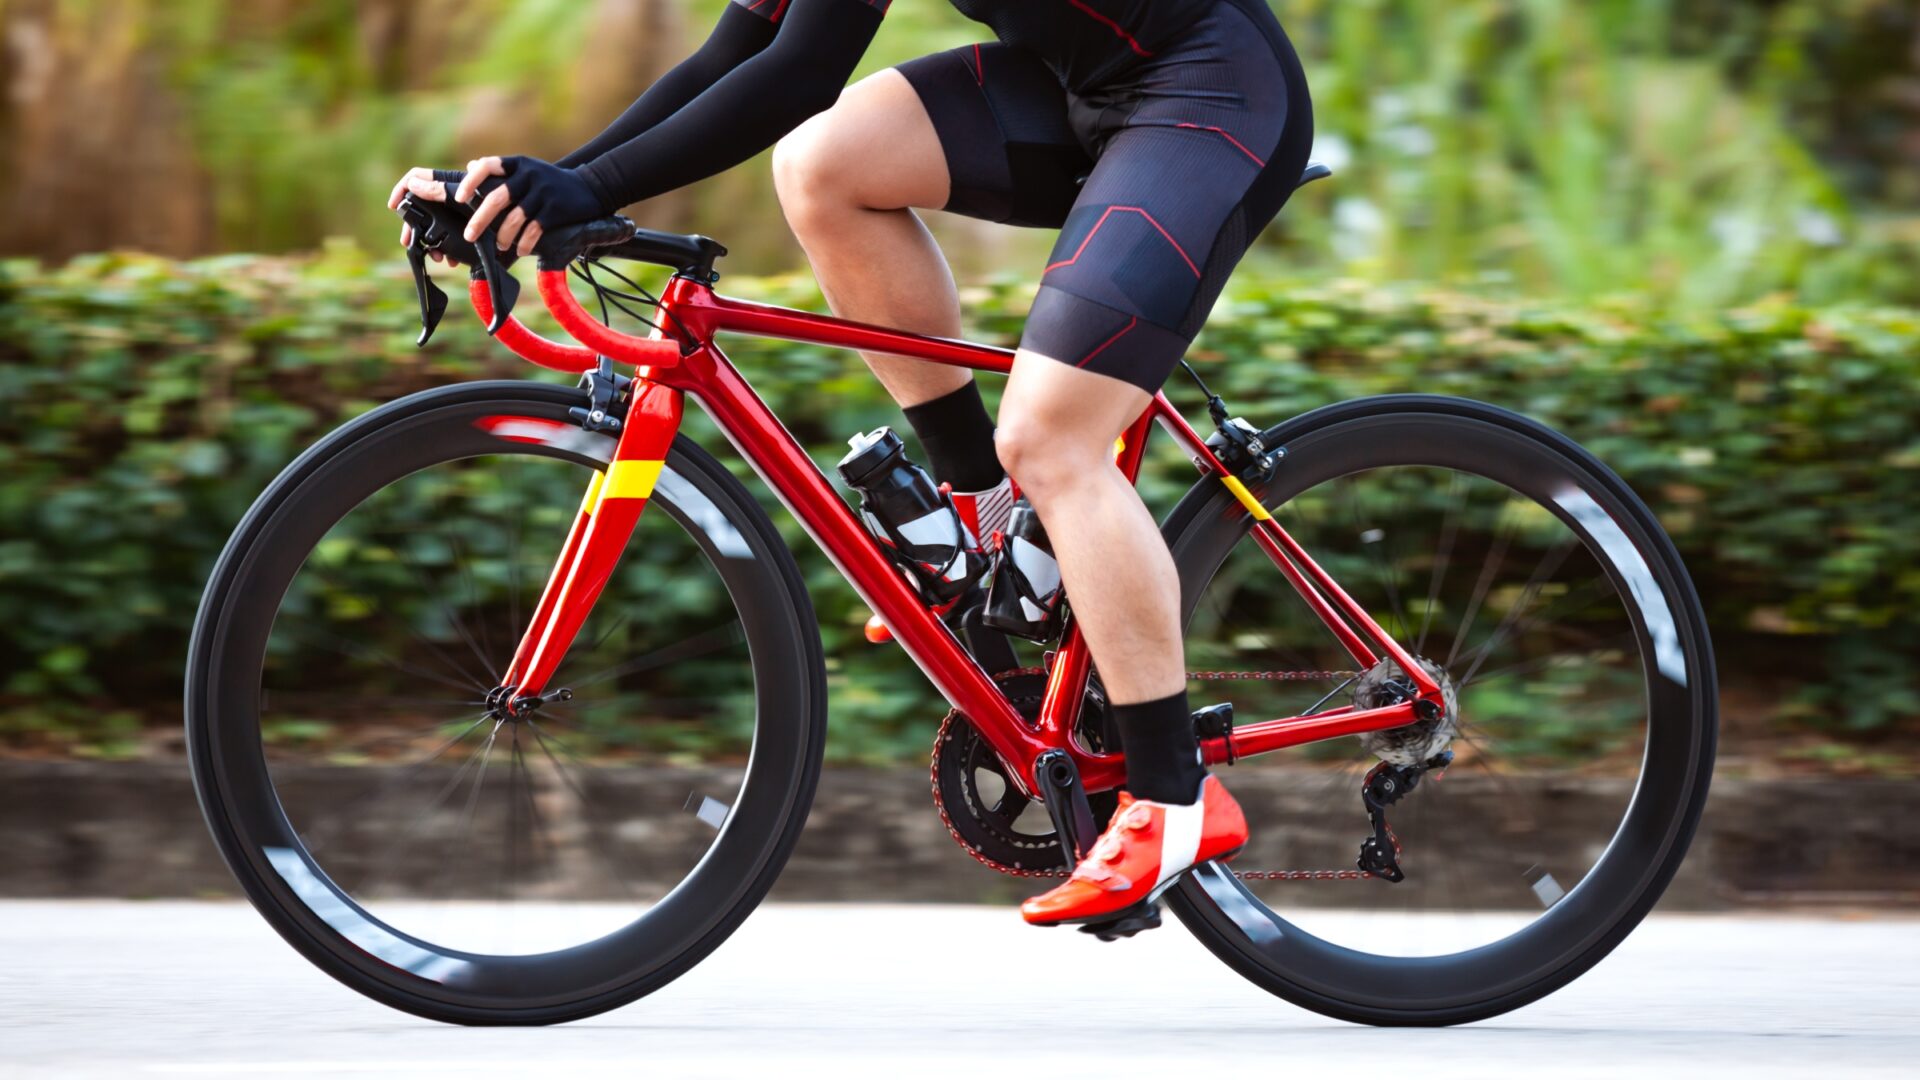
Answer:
[
  {"left": 1416, "top": 470, "right": 1464, "bottom": 655},
  {"left": 564, "top": 621, "right": 745, "bottom": 690},
  {"left": 1454, "top": 536, "right": 1578, "bottom": 686},
  {"left": 1346, "top": 474, "right": 1410, "bottom": 642},
  {"left": 1444, "top": 510, "right": 1515, "bottom": 671},
  {"left": 393, "top": 536, "right": 502, "bottom": 687}
]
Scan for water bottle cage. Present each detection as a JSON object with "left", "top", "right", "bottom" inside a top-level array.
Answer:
[
  {"left": 982, "top": 529, "right": 1066, "bottom": 642},
  {"left": 863, "top": 490, "right": 986, "bottom": 606},
  {"left": 991, "top": 535, "right": 1063, "bottom": 615}
]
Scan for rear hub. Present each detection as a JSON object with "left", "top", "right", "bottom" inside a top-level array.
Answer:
[{"left": 1352, "top": 655, "right": 1458, "bottom": 766}]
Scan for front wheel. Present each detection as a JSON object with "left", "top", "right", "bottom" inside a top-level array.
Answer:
[
  {"left": 186, "top": 381, "right": 827, "bottom": 1025},
  {"left": 1163, "top": 395, "right": 1717, "bottom": 1026}
]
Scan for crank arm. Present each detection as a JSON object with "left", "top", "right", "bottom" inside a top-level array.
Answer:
[{"left": 1034, "top": 749, "right": 1100, "bottom": 865}]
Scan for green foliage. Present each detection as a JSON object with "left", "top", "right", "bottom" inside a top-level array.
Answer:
[
  {"left": 36, "top": 0, "right": 1916, "bottom": 303},
  {"left": 1, "top": 252, "right": 1916, "bottom": 761}
]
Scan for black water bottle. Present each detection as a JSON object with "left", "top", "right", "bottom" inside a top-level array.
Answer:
[
  {"left": 837, "top": 428, "right": 987, "bottom": 604},
  {"left": 982, "top": 497, "right": 1066, "bottom": 641}
]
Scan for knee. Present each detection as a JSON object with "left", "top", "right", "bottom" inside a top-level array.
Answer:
[
  {"left": 772, "top": 114, "right": 855, "bottom": 232},
  {"left": 996, "top": 414, "right": 1097, "bottom": 502}
]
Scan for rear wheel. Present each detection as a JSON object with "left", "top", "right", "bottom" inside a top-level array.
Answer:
[
  {"left": 186, "top": 381, "right": 825, "bottom": 1025},
  {"left": 1163, "top": 395, "right": 1716, "bottom": 1026}
]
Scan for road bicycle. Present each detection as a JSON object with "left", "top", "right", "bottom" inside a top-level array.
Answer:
[{"left": 187, "top": 164, "right": 1716, "bottom": 1027}]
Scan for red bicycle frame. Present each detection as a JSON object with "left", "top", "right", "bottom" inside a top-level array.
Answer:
[{"left": 474, "top": 268, "right": 1441, "bottom": 798}]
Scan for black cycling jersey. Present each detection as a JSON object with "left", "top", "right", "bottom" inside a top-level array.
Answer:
[
  {"left": 946, "top": 0, "right": 1217, "bottom": 90},
  {"left": 555, "top": 0, "right": 1312, "bottom": 390},
  {"left": 561, "top": 1, "right": 1235, "bottom": 211}
]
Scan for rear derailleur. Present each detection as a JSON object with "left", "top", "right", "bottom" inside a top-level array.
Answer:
[{"left": 1356, "top": 751, "right": 1452, "bottom": 883}]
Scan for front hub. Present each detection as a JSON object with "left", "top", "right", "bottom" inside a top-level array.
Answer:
[{"left": 485, "top": 684, "right": 573, "bottom": 722}]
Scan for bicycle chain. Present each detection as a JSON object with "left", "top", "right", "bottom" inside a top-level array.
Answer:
[
  {"left": 987, "top": 666, "right": 1359, "bottom": 683},
  {"left": 929, "top": 668, "right": 1388, "bottom": 882}
]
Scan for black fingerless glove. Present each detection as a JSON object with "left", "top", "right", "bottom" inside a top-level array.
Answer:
[
  {"left": 431, "top": 168, "right": 466, "bottom": 201},
  {"left": 497, "top": 156, "right": 612, "bottom": 229}
]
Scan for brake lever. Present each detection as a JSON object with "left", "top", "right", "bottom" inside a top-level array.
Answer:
[
  {"left": 470, "top": 224, "right": 520, "bottom": 336},
  {"left": 398, "top": 191, "right": 521, "bottom": 335},
  {"left": 399, "top": 200, "right": 449, "bottom": 347}
]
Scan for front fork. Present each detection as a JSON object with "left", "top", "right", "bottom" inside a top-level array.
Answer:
[{"left": 498, "top": 379, "right": 684, "bottom": 704}]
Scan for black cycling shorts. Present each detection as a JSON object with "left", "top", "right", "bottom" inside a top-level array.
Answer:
[{"left": 897, "top": 0, "right": 1313, "bottom": 392}]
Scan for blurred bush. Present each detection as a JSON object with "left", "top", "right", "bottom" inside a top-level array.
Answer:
[
  {"left": 2, "top": 0, "right": 1915, "bottom": 302},
  {"left": 1, "top": 251, "right": 1914, "bottom": 761}
]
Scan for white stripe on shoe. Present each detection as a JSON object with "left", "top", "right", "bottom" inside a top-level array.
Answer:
[{"left": 1151, "top": 797, "right": 1206, "bottom": 891}]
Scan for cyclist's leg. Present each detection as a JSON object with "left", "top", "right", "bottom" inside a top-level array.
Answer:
[
  {"left": 1010, "top": 3, "right": 1313, "bottom": 928},
  {"left": 773, "top": 67, "right": 964, "bottom": 409},
  {"left": 1001, "top": 1, "right": 1312, "bottom": 798},
  {"left": 998, "top": 357, "right": 1182, "bottom": 701},
  {"left": 775, "top": 44, "right": 1089, "bottom": 501}
]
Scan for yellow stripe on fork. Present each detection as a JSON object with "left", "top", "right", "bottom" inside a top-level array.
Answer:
[
  {"left": 602, "top": 459, "right": 665, "bottom": 501},
  {"left": 577, "top": 470, "right": 607, "bottom": 514},
  {"left": 1220, "top": 475, "right": 1273, "bottom": 521}
]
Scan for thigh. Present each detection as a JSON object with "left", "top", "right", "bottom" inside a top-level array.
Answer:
[
  {"left": 895, "top": 43, "right": 1093, "bottom": 228},
  {"left": 1019, "top": 2, "right": 1313, "bottom": 392},
  {"left": 783, "top": 67, "right": 954, "bottom": 212},
  {"left": 1001, "top": 346, "right": 1152, "bottom": 456}
]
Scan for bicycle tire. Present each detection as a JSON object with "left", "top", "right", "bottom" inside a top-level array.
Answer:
[
  {"left": 1160, "top": 394, "right": 1717, "bottom": 1026},
  {"left": 186, "top": 380, "right": 827, "bottom": 1025}
]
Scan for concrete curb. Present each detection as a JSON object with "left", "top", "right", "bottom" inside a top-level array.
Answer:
[{"left": 2, "top": 761, "right": 1913, "bottom": 907}]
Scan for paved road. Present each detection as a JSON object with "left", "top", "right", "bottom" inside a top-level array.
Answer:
[{"left": 2, "top": 902, "right": 1914, "bottom": 1078}]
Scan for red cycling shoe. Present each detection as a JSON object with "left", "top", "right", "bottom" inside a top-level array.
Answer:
[{"left": 1021, "top": 774, "right": 1248, "bottom": 927}]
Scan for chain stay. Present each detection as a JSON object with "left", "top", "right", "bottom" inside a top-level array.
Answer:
[{"left": 989, "top": 666, "right": 1359, "bottom": 682}]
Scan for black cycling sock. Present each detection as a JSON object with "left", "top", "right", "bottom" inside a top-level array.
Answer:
[
  {"left": 901, "top": 381, "right": 1004, "bottom": 493},
  {"left": 1113, "top": 689, "right": 1206, "bottom": 805}
]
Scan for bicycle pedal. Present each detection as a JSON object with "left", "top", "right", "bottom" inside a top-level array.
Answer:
[{"left": 1077, "top": 902, "right": 1162, "bottom": 942}]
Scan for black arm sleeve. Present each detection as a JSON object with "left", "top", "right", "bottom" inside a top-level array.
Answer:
[
  {"left": 555, "top": 3, "right": 778, "bottom": 169},
  {"left": 573, "top": 0, "right": 884, "bottom": 211}
]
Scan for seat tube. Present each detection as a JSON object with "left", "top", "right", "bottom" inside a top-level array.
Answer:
[{"left": 506, "top": 381, "right": 683, "bottom": 697}]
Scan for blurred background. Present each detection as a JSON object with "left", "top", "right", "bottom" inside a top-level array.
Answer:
[{"left": 0, "top": 0, "right": 1916, "bottom": 912}]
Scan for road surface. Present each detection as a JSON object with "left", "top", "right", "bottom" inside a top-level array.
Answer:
[{"left": 1, "top": 902, "right": 1914, "bottom": 1078}]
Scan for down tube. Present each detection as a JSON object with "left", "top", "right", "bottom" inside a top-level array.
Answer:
[{"left": 680, "top": 341, "right": 1042, "bottom": 782}]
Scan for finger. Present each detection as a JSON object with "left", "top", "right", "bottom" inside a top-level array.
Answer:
[
  {"left": 516, "top": 221, "right": 544, "bottom": 259},
  {"left": 464, "top": 186, "right": 513, "bottom": 242},
  {"left": 402, "top": 173, "right": 450, "bottom": 202},
  {"left": 430, "top": 251, "right": 448, "bottom": 265},
  {"left": 455, "top": 158, "right": 505, "bottom": 205},
  {"left": 497, "top": 206, "right": 528, "bottom": 251},
  {"left": 387, "top": 167, "right": 432, "bottom": 210}
]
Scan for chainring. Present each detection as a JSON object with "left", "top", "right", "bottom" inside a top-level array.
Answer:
[{"left": 931, "top": 672, "right": 1119, "bottom": 875}]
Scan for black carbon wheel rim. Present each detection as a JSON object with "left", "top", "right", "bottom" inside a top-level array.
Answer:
[
  {"left": 188, "top": 386, "right": 823, "bottom": 1020},
  {"left": 1164, "top": 398, "right": 1715, "bottom": 1021}
]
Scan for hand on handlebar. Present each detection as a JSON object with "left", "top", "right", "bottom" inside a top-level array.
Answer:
[
  {"left": 456, "top": 156, "right": 611, "bottom": 260},
  {"left": 387, "top": 167, "right": 468, "bottom": 265}
]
